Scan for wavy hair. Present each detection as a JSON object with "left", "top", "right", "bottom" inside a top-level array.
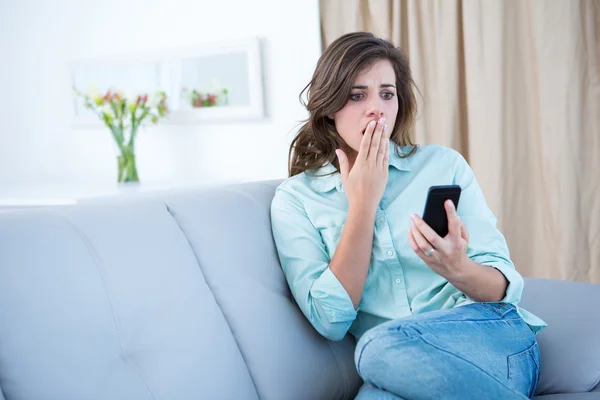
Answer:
[{"left": 289, "top": 32, "right": 419, "bottom": 177}]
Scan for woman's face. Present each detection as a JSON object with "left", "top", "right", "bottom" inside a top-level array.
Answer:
[{"left": 330, "top": 59, "right": 398, "bottom": 161}]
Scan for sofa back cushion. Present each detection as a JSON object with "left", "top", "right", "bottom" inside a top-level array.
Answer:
[
  {"left": 0, "top": 180, "right": 361, "bottom": 400},
  {"left": 0, "top": 201, "right": 259, "bottom": 399},
  {"left": 160, "top": 180, "right": 361, "bottom": 400}
]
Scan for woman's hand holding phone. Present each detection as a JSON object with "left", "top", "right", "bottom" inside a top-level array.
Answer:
[
  {"left": 408, "top": 199, "right": 471, "bottom": 281},
  {"left": 336, "top": 118, "right": 389, "bottom": 211}
]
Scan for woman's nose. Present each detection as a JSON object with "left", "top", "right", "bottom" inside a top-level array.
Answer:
[{"left": 366, "top": 100, "right": 385, "bottom": 118}]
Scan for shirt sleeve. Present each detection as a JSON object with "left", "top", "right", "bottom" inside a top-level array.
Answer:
[
  {"left": 270, "top": 187, "right": 357, "bottom": 341},
  {"left": 451, "top": 149, "right": 524, "bottom": 304}
]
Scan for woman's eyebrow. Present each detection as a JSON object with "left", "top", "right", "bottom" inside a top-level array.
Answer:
[{"left": 351, "top": 84, "right": 397, "bottom": 89}]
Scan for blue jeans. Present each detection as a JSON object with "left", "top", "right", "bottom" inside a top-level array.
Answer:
[{"left": 354, "top": 302, "right": 540, "bottom": 400}]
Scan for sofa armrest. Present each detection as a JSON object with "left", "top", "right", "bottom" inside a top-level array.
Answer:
[{"left": 520, "top": 278, "right": 600, "bottom": 395}]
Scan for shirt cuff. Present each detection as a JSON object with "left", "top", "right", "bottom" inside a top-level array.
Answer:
[
  {"left": 480, "top": 261, "right": 525, "bottom": 304},
  {"left": 310, "top": 267, "right": 358, "bottom": 323}
]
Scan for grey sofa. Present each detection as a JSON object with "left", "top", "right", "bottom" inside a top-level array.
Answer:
[{"left": 0, "top": 180, "right": 598, "bottom": 400}]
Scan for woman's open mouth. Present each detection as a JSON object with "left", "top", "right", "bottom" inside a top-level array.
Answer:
[{"left": 362, "top": 120, "right": 378, "bottom": 135}]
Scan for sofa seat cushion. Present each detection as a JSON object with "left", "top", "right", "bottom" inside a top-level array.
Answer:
[{"left": 520, "top": 278, "right": 600, "bottom": 395}]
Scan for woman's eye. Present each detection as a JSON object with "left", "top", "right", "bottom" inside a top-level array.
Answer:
[
  {"left": 382, "top": 92, "right": 395, "bottom": 100},
  {"left": 350, "top": 93, "right": 364, "bottom": 101}
]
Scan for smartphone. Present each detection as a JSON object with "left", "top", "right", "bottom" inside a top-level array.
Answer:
[{"left": 422, "top": 185, "right": 462, "bottom": 237}]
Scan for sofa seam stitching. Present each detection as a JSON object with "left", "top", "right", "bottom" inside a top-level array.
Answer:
[
  {"left": 163, "top": 203, "right": 262, "bottom": 399},
  {"left": 51, "top": 210, "right": 156, "bottom": 400}
]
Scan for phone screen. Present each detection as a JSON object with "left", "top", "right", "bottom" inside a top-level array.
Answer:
[{"left": 422, "top": 185, "right": 461, "bottom": 237}]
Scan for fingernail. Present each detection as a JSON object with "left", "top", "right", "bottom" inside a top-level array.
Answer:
[
  {"left": 370, "top": 121, "right": 376, "bottom": 127},
  {"left": 410, "top": 214, "right": 417, "bottom": 221},
  {"left": 384, "top": 124, "right": 388, "bottom": 133},
  {"left": 335, "top": 149, "right": 340, "bottom": 157},
  {"left": 380, "top": 118, "right": 386, "bottom": 125}
]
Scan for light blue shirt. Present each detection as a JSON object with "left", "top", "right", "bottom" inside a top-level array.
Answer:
[{"left": 270, "top": 144, "right": 547, "bottom": 342}]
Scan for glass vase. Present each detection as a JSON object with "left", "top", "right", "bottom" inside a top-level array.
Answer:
[{"left": 117, "top": 150, "right": 139, "bottom": 183}]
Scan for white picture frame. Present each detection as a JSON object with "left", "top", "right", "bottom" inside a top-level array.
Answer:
[{"left": 68, "top": 37, "right": 265, "bottom": 128}]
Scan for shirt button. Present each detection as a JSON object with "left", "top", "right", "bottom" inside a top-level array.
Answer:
[
  {"left": 395, "top": 278, "right": 402, "bottom": 284},
  {"left": 378, "top": 217, "right": 385, "bottom": 224},
  {"left": 387, "top": 250, "right": 395, "bottom": 257}
]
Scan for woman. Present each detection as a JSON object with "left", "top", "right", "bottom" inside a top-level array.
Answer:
[{"left": 270, "top": 32, "right": 546, "bottom": 399}]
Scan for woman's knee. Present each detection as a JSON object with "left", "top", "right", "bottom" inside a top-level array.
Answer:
[{"left": 354, "top": 321, "right": 424, "bottom": 379}]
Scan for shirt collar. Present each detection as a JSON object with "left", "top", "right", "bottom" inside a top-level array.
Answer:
[{"left": 308, "top": 145, "right": 415, "bottom": 193}]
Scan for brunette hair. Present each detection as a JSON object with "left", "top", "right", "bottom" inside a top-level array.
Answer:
[{"left": 289, "top": 32, "right": 418, "bottom": 177}]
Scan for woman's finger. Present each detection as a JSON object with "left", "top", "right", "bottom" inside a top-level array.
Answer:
[
  {"left": 335, "top": 149, "right": 349, "bottom": 182},
  {"left": 445, "top": 200, "right": 461, "bottom": 242},
  {"left": 357, "top": 120, "right": 376, "bottom": 163},
  {"left": 459, "top": 219, "right": 470, "bottom": 243},
  {"left": 382, "top": 134, "right": 390, "bottom": 167},
  {"left": 376, "top": 125, "right": 389, "bottom": 167},
  {"left": 408, "top": 228, "right": 423, "bottom": 257},
  {"left": 410, "top": 222, "right": 435, "bottom": 255},
  {"left": 368, "top": 118, "right": 385, "bottom": 162},
  {"left": 410, "top": 214, "right": 443, "bottom": 251}
]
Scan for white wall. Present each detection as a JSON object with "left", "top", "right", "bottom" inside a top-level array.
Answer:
[{"left": 0, "top": 0, "right": 321, "bottom": 187}]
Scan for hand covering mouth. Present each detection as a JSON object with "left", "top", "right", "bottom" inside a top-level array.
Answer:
[{"left": 362, "top": 120, "right": 378, "bottom": 135}]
